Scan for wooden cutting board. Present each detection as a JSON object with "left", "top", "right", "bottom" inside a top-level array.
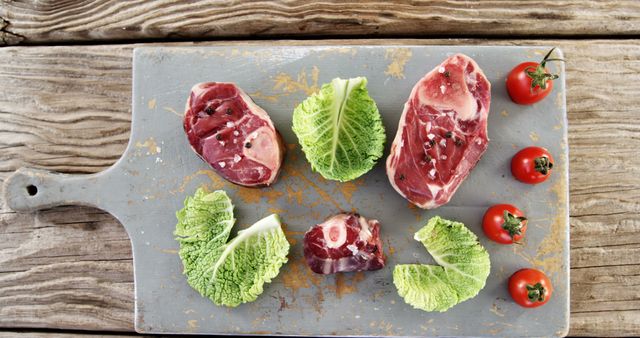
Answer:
[{"left": 3, "top": 45, "right": 569, "bottom": 337}]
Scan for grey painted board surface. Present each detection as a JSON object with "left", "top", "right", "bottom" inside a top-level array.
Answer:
[{"left": 3, "top": 45, "right": 569, "bottom": 337}]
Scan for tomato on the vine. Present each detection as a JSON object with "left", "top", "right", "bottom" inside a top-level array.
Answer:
[
  {"left": 482, "top": 204, "right": 527, "bottom": 244},
  {"left": 509, "top": 269, "right": 553, "bottom": 308},
  {"left": 506, "top": 48, "right": 563, "bottom": 105},
  {"left": 511, "top": 146, "right": 554, "bottom": 184}
]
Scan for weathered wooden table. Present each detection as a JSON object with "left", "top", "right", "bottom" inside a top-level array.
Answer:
[{"left": 0, "top": 1, "right": 638, "bottom": 337}]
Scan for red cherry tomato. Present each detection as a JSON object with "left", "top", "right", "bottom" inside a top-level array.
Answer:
[
  {"left": 506, "top": 48, "right": 563, "bottom": 105},
  {"left": 482, "top": 204, "right": 527, "bottom": 244},
  {"left": 511, "top": 146, "right": 554, "bottom": 184},
  {"left": 509, "top": 269, "right": 553, "bottom": 308}
]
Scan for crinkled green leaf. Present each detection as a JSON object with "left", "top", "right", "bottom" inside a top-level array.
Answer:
[
  {"left": 174, "top": 188, "right": 289, "bottom": 307},
  {"left": 292, "top": 77, "right": 386, "bottom": 182},
  {"left": 207, "top": 214, "right": 290, "bottom": 306},
  {"left": 393, "top": 264, "right": 458, "bottom": 312},
  {"left": 394, "top": 216, "right": 491, "bottom": 312}
]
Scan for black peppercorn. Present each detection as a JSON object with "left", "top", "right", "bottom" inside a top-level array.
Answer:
[{"left": 244, "top": 142, "right": 252, "bottom": 148}]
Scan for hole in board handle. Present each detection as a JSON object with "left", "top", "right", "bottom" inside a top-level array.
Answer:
[{"left": 26, "top": 185, "right": 38, "bottom": 196}]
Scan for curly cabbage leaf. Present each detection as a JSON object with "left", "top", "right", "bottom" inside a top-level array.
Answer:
[
  {"left": 292, "top": 77, "right": 386, "bottom": 182},
  {"left": 393, "top": 216, "right": 490, "bottom": 312},
  {"left": 174, "top": 188, "right": 290, "bottom": 307}
]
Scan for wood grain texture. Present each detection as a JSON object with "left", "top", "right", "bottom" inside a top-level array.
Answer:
[
  {"left": 0, "top": 331, "right": 136, "bottom": 337},
  {"left": 1, "top": 1, "right": 640, "bottom": 46},
  {"left": 0, "top": 40, "right": 638, "bottom": 336}
]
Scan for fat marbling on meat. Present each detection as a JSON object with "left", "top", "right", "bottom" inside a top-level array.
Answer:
[
  {"left": 386, "top": 54, "right": 491, "bottom": 209},
  {"left": 303, "top": 213, "right": 385, "bottom": 274},
  {"left": 184, "top": 83, "right": 285, "bottom": 187}
]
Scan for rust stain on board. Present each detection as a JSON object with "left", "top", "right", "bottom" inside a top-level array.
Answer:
[
  {"left": 284, "top": 164, "right": 341, "bottom": 210},
  {"left": 490, "top": 303, "right": 505, "bottom": 317},
  {"left": 384, "top": 48, "right": 412, "bottom": 79},
  {"left": 280, "top": 256, "right": 324, "bottom": 314},
  {"left": 336, "top": 177, "right": 364, "bottom": 205},
  {"left": 187, "top": 319, "right": 199, "bottom": 331},
  {"left": 135, "top": 137, "right": 161, "bottom": 155},
  {"left": 529, "top": 131, "right": 540, "bottom": 142},
  {"left": 281, "top": 256, "right": 321, "bottom": 295},
  {"left": 159, "top": 248, "right": 178, "bottom": 254},
  {"left": 407, "top": 202, "right": 422, "bottom": 221},
  {"left": 249, "top": 90, "right": 284, "bottom": 103},
  {"left": 175, "top": 169, "right": 226, "bottom": 194},
  {"left": 286, "top": 185, "right": 304, "bottom": 205},
  {"left": 273, "top": 66, "right": 320, "bottom": 96},
  {"left": 317, "top": 47, "right": 357, "bottom": 59},
  {"left": 163, "top": 106, "right": 182, "bottom": 117},
  {"left": 533, "top": 171, "right": 568, "bottom": 276},
  {"left": 512, "top": 157, "right": 567, "bottom": 278},
  {"left": 286, "top": 143, "right": 298, "bottom": 160},
  {"left": 329, "top": 272, "right": 366, "bottom": 299},
  {"left": 281, "top": 222, "right": 305, "bottom": 246},
  {"left": 387, "top": 239, "right": 396, "bottom": 256},
  {"left": 235, "top": 186, "right": 262, "bottom": 204},
  {"left": 262, "top": 188, "right": 284, "bottom": 204}
]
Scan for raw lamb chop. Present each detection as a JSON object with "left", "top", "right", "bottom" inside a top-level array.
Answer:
[
  {"left": 303, "top": 213, "right": 385, "bottom": 274},
  {"left": 184, "top": 83, "right": 285, "bottom": 187},
  {"left": 386, "top": 54, "right": 491, "bottom": 209}
]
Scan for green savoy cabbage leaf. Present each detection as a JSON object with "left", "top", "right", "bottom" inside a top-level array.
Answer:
[
  {"left": 174, "top": 188, "right": 290, "bottom": 307},
  {"left": 292, "top": 77, "right": 386, "bottom": 182},
  {"left": 393, "top": 216, "right": 490, "bottom": 312}
]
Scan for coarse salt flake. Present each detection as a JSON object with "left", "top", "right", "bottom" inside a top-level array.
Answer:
[
  {"left": 440, "top": 85, "right": 446, "bottom": 94},
  {"left": 438, "top": 66, "right": 445, "bottom": 73},
  {"left": 233, "top": 130, "right": 239, "bottom": 136},
  {"left": 233, "top": 154, "right": 242, "bottom": 163},
  {"left": 346, "top": 244, "right": 359, "bottom": 256},
  {"left": 429, "top": 168, "right": 437, "bottom": 177},
  {"left": 218, "top": 161, "right": 226, "bottom": 168},
  {"left": 226, "top": 121, "right": 234, "bottom": 128},
  {"left": 427, "top": 133, "right": 435, "bottom": 140},
  {"left": 439, "top": 139, "right": 447, "bottom": 147}
]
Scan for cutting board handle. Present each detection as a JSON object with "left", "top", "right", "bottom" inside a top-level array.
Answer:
[{"left": 3, "top": 168, "right": 105, "bottom": 212}]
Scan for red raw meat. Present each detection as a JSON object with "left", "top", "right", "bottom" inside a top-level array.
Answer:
[
  {"left": 303, "top": 213, "right": 385, "bottom": 274},
  {"left": 386, "top": 54, "right": 491, "bottom": 209},
  {"left": 184, "top": 83, "right": 285, "bottom": 187}
]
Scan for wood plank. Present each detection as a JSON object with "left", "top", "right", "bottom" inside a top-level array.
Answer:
[
  {"left": 0, "top": 39, "right": 638, "bottom": 336},
  {"left": 1, "top": 1, "right": 640, "bottom": 45},
  {"left": 0, "top": 331, "right": 137, "bottom": 337}
]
